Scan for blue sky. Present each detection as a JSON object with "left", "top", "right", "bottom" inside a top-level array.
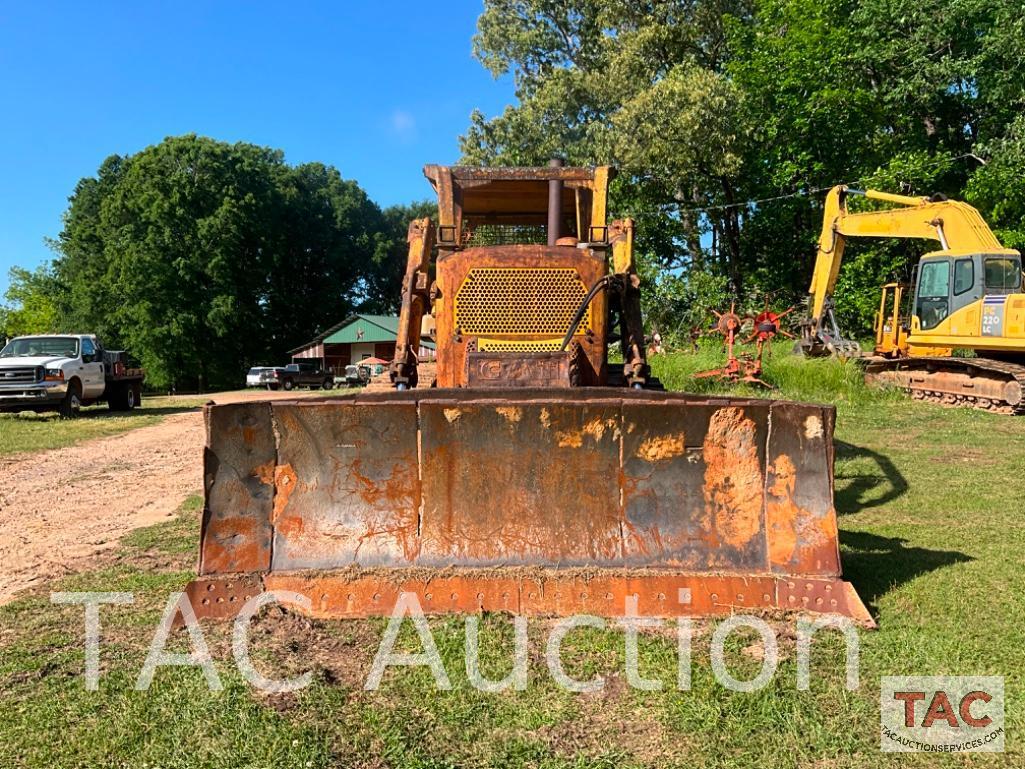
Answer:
[{"left": 0, "top": 2, "right": 514, "bottom": 294}]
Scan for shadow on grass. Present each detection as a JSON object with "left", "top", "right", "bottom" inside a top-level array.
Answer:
[
  {"left": 834, "top": 440, "right": 909, "bottom": 514},
  {"left": 136, "top": 405, "right": 203, "bottom": 416},
  {"left": 833, "top": 440, "right": 971, "bottom": 611},
  {"left": 839, "top": 529, "right": 972, "bottom": 610}
]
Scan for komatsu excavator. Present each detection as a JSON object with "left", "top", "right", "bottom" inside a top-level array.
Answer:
[
  {"left": 802, "top": 186, "right": 1025, "bottom": 413},
  {"left": 184, "top": 164, "right": 871, "bottom": 626}
]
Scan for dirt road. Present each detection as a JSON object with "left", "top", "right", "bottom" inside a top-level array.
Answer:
[{"left": 0, "top": 389, "right": 332, "bottom": 604}]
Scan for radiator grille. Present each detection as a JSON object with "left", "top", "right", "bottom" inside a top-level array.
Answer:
[
  {"left": 454, "top": 268, "right": 591, "bottom": 336},
  {"left": 0, "top": 366, "right": 42, "bottom": 385}
]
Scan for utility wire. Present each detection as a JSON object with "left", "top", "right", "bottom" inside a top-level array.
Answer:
[{"left": 609, "top": 153, "right": 982, "bottom": 218}]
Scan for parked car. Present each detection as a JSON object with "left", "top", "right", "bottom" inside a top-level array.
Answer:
[
  {"left": 246, "top": 366, "right": 277, "bottom": 387},
  {"left": 0, "top": 334, "right": 144, "bottom": 417},
  {"left": 259, "top": 362, "right": 334, "bottom": 391},
  {"left": 344, "top": 363, "right": 372, "bottom": 387}
]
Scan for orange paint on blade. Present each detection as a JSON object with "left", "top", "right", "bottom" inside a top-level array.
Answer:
[
  {"left": 702, "top": 407, "right": 763, "bottom": 548},
  {"left": 765, "top": 453, "right": 800, "bottom": 567},
  {"left": 272, "top": 463, "right": 298, "bottom": 523},
  {"left": 253, "top": 461, "right": 275, "bottom": 486},
  {"left": 554, "top": 430, "right": 583, "bottom": 448},
  {"left": 635, "top": 433, "right": 686, "bottom": 462},
  {"left": 201, "top": 515, "right": 264, "bottom": 574}
]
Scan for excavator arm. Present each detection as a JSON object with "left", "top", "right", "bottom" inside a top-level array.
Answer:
[{"left": 804, "top": 185, "right": 1007, "bottom": 355}]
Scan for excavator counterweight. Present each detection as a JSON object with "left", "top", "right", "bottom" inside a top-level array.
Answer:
[{"left": 185, "top": 166, "right": 872, "bottom": 626}]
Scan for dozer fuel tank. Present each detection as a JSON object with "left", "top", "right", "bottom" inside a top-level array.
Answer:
[{"left": 185, "top": 389, "right": 872, "bottom": 626}]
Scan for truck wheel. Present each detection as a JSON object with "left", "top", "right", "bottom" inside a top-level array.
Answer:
[
  {"left": 107, "top": 381, "right": 139, "bottom": 411},
  {"left": 322, "top": 378, "right": 334, "bottom": 390},
  {"left": 59, "top": 380, "right": 83, "bottom": 419},
  {"left": 283, "top": 378, "right": 295, "bottom": 391},
  {"left": 108, "top": 384, "right": 123, "bottom": 411}
]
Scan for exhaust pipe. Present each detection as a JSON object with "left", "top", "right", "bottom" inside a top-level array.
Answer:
[{"left": 547, "top": 156, "right": 563, "bottom": 246}]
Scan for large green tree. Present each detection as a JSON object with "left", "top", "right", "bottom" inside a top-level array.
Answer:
[
  {"left": 464, "top": 0, "right": 1025, "bottom": 337},
  {"left": 0, "top": 264, "right": 61, "bottom": 340},
  {"left": 51, "top": 135, "right": 398, "bottom": 390}
]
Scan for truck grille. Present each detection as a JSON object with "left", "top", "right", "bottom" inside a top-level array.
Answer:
[
  {"left": 0, "top": 366, "right": 42, "bottom": 384},
  {"left": 454, "top": 267, "right": 592, "bottom": 336}
]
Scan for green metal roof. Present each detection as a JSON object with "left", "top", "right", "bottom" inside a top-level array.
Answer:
[
  {"left": 323, "top": 315, "right": 400, "bottom": 344},
  {"left": 289, "top": 314, "right": 435, "bottom": 354}
]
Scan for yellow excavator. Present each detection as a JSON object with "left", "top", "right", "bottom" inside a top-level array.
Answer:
[{"left": 802, "top": 186, "right": 1025, "bottom": 413}]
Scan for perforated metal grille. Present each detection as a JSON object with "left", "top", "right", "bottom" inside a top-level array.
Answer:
[
  {"left": 477, "top": 338, "right": 564, "bottom": 352},
  {"left": 455, "top": 268, "right": 591, "bottom": 336}
]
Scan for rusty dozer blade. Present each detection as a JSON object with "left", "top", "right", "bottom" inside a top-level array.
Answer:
[{"left": 186, "top": 389, "right": 873, "bottom": 626}]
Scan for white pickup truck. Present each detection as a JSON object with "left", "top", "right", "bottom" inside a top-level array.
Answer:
[{"left": 0, "top": 334, "right": 145, "bottom": 417}]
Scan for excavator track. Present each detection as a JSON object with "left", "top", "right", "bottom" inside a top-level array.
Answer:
[{"left": 863, "top": 356, "right": 1025, "bottom": 415}]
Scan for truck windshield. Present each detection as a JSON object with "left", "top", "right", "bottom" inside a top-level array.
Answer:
[{"left": 0, "top": 336, "right": 80, "bottom": 358}]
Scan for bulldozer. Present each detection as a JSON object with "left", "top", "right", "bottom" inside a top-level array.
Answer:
[
  {"left": 184, "top": 163, "right": 872, "bottom": 626},
  {"left": 801, "top": 186, "right": 1025, "bottom": 413}
]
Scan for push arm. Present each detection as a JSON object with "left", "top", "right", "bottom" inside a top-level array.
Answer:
[
  {"left": 609, "top": 218, "right": 648, "bottom": 386},
  {"left": 389, "top": 218, "right": 435, "bottom": 389}
]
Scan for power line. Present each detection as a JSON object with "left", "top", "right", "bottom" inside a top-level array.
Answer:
[{"left": 610, "top": 153, "right": 982, "bottom": 218}]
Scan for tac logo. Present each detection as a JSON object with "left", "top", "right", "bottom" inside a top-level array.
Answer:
[{"left": 880, "top": 676, "right": 1004, "bottom": 752}]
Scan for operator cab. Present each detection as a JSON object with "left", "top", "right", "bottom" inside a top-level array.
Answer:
[{"left": 914, "top": 251, "right": 1022, "bottom": 330}]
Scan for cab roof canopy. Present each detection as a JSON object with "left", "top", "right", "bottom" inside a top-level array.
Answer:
[{"left": 422, "top": 164, "right": 615, "bottom": 245}]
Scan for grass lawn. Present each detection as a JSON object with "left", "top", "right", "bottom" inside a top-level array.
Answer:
[
  {"left": 1, "top": 349, "right": 1022, "bottom": 768},
  {"left": 0, "top": 395, "right": 208, "bottom": 457}
]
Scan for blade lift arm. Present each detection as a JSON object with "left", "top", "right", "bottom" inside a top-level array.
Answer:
[
  {"left": 610, "top": 218, "right": 649, "bottom": 386},
  {"left": 389, "top": 218, "right": 435, "bottom": 389},
  {"left": 558, "top": 218, "right": 649, "bottom": 387}
]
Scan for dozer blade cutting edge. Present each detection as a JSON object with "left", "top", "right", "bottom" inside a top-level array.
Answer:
[{"left": 185, "top": 389, "right": 873, "bottom": 627}]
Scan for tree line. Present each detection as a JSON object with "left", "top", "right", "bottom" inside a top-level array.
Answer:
[
  {"left": 1, "top": 135, "right": 433, "bottom": 391},
  {"left": 5, "top": 1, "right": 1025, "bottom": 378},
  {"left": 462, "top": 0, "right": 1025, "bottom": 337}
]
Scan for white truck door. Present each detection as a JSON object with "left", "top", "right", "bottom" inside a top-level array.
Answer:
[{"left": 79, "top": 338, "right": 106, "bottom": 398}]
